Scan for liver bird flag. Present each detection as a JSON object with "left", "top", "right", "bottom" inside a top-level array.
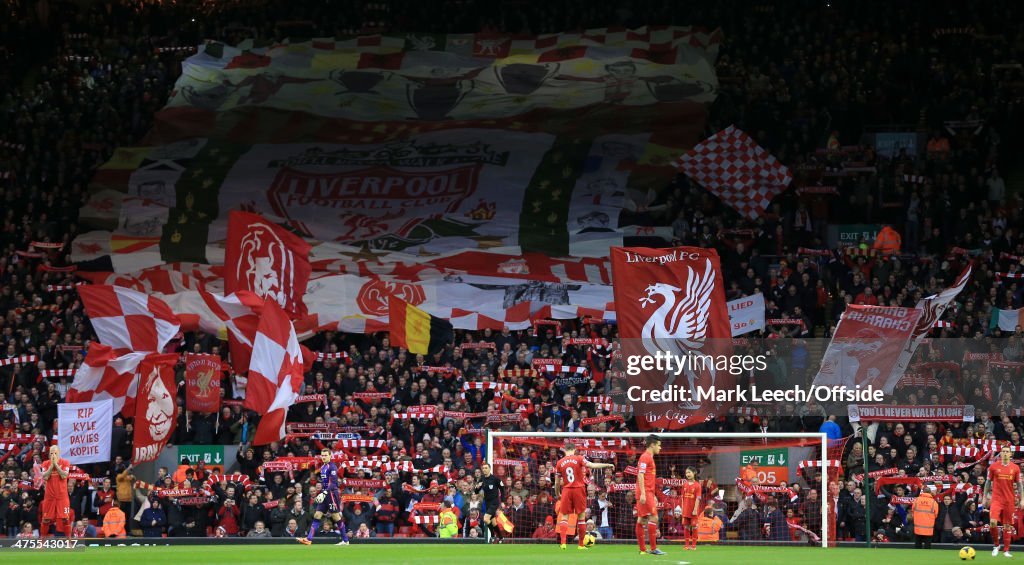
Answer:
[{"left": 610, "top": 246, "right": 732, "bottom": 429}]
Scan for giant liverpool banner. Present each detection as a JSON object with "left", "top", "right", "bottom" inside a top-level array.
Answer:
[{"left": 74, "top": 26, "right": 720, "bottom": 270}]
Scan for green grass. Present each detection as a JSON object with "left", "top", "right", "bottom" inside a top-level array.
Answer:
[{"left": 1, "top": 543, "right": 986, "bottom": 564}]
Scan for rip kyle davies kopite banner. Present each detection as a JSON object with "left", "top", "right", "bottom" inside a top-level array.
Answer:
[{"left": 611, "top": 246, "right": 732, "bottom": 429}]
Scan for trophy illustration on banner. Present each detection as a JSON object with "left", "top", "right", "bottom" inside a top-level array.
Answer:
[
  {"left": 493, "top": 62, "right": 560, "bottom": 95},
  {"left": 403, "top": 67, "right": 482, "bottom": 120},
  {"left": 329, "top": 69, "right": 392, "bottom": 94}
]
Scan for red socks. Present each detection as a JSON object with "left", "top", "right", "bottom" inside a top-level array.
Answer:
[
  {"left": 1005, "top": 529, "right": 1013, "bottom": 552},
  {"left": 558, "top": 520, "right": 568, "bottom": 545},
  {"left": 636, "top": 523, "right": 647, "bottom": 552},
  {"left": 577, "top": 523, "right": 587, "bottom": 547},
  {"left": 648, "top": 523, "right": 658, "bottom": 551}
]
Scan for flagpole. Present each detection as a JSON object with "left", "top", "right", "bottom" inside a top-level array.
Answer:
[{"left": 133, "top": 365, "right": 143, "bottom": 423}]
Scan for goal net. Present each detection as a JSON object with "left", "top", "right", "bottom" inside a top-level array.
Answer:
[{"left": 485, "top": 432, "right": 830, "bottom": 548}]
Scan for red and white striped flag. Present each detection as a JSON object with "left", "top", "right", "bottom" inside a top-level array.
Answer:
[
  {"left": 939, "top": 446, "right": 980, "bottom": 457},
  {"left": 674, "top": 126, "right": 792, "bottom": 219},
  {"left": 247, "top": 300, "right": 312, "bottom": 445},
  {"left": 78, "top": 285, "right": 180, "bottom": 352},
  {"left": 797, "top": 460, "right": 841, "bottom": 470},
  {"left": 0, "top": 355, "right": 37, "bottom": 367}
]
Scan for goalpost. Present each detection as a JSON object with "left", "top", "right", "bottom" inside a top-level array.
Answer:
[{"left": 486, "top": 432, "right": 829, "bottom": 548}]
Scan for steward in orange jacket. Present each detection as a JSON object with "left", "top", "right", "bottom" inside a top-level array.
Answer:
[
  {"left": 102, "top": 503, "right": 127, "bottom": 538},
  {"left": 696, "top": 508, "right": 723, "bottom": 542},
  {"left": 911, "top": 488, "right": 938, "bottom": 549},
  {"left": 873, "top": 226, "right": 901, "bottom": 255}
]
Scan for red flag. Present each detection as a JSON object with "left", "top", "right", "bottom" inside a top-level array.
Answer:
[
  {"left": 66, "top": 343, "right": 148, "bottom": 417},
  {"left": 885, "top": 266, "right": 971, "bottom": 393},
  {"left": 200, "top": 290, "right": 264, "bottom": 374},
  {"left": 610, "top": 247, "right": 732, "bottom": 429},
  {"left": 185, "top": 353, "right": 223, "bottom": 413},
  {"left": 247, "top": 300, "right": 312, "bottom": 445},
  {"left": 813, "top": 305, "right": 923, "bottom": 390},
  {"left": 78, "top": 285, "right": 180, "bottom": 353},
  {"left": 224, "top": 211, "right": 312, "bottom": 319},
  {"left": 132, "top": 353, "right": 180, "bottom": 463},
  {"left": 674, "top": 126, "right": 792, "bottom": 220}
]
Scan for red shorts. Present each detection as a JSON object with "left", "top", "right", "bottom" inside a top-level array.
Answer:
[
  {"left": 42, "top": 497, "right": 71, "bottom": 522},
  {"left": 559, "top": 488, "right": 587, "bottom": 515},
  {"left": 635, "top": 492, "right": 657, "bottom": 517},
  {"left": 991, "top": 501, "right": 1015, "bottom": 525}
]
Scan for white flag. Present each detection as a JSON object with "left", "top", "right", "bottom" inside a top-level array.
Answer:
[
  {"left": 728, "top": 293, "right": 765, "bottom": 336},
  {"left": 58, "top": 400, "right": 113, "bottom": 464}
]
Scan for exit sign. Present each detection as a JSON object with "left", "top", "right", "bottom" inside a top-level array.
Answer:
[{"left": 740, "top": 448, "right": 789, "bottom": 484}]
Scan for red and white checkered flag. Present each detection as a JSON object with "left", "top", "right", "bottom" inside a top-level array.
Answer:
[
  {"left": 200, "top": 290, "right": 264, "bottom": 374},
  {"left": 65, "top": 342, "right": 149, "bottom": 416},
  {"left": 674, "top": 125, "right": 792, "bottom": 219},
  {"left": 248, "top": 300, "right": 312, "bottom": 445},
  {"left": 78, "top": 285, "right": 180, "bottom": 352}
]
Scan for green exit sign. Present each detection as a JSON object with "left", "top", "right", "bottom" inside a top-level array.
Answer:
[
  {"left": 178, "top": 445, "right": 224, "bottom": 466},
  {"left": 740, "top": 448, "right": 787, "bottom": 467}
]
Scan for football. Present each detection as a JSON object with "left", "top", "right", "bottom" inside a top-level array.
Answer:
[
  {"left": 583, "top": 534, "right": 596, "bottom": 547},
  {"left": 959, "top": 546, "right": 976, "bottom": 560}
]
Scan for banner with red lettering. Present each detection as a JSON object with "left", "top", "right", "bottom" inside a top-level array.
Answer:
[
  {"left": 812, "top": 305, "right": 922, "bottom": 390},
  {"left": 610, "top": 246, "right": 732, "bottom": 429},
  {"left": 185, "top": 353, "right": 223, "bottom": 414},
  {"left": 848, "top": 404, "right": 975, "bottom": 422},
  {"left": 727, "top": 293, "right": 765, "bottom": 336},
  {"left": 57, "top": 399, "right": 113, "bottom": 464},
  {"left": 133, "top": 354, "right": 180, "bottom": 463}
]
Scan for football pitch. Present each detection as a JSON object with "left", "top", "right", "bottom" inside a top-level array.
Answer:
[{"left": 6, "top": 544, "right": 988, "bottom": 564}]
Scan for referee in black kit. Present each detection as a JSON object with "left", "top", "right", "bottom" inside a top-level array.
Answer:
[{"left": 476, "top": 462, "right": 505, "bottom": 543}]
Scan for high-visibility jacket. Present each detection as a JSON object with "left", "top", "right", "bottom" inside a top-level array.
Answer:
[
  {"left": 171, "top": 464, "right": 192, "bottom": 485},
  {"left": 873, "top": 226, "right": 901, "bottom": 255},
  {"left": 439, "top": 509, "right": 459, "bottom": 538},
  {"left": 696, "top": 514, "right": 723, "bottom": 541},
  {"left": 911, "top": 492, "right": 938, "bottom": 536},
  {"left": 102, "top": 507, "right": 127, "bottom": 538}
]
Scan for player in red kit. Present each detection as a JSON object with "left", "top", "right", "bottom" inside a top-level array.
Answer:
[
  {"left": 636, "top": 434, "right": 665, "bottom": 555},
  {"left": 984, "top": 446, "right": 1024, "bottom": 558},
  {"left": 554, "top": 442, "right": 613, "bottom": 550},
  {"left": 680, "top": 466, "right": 702, "bottom": 550},
  {"left": 41, "top": 445, "right": 71, "bottom": 537}
]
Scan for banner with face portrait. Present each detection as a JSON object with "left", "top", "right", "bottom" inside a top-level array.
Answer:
[
  {"left": 225, "top": 210, "right": 312, "bottom": 318},
  {"left": 133, "top": 353, "right": 180, "bottom": 463},
  {"left": 811, "top": 305, "right": 922, "bottom": 391}
]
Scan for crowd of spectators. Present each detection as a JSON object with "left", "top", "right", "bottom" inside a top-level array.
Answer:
[{"left": 0, "top": 0, "right": 1023, "bottom": 544}]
